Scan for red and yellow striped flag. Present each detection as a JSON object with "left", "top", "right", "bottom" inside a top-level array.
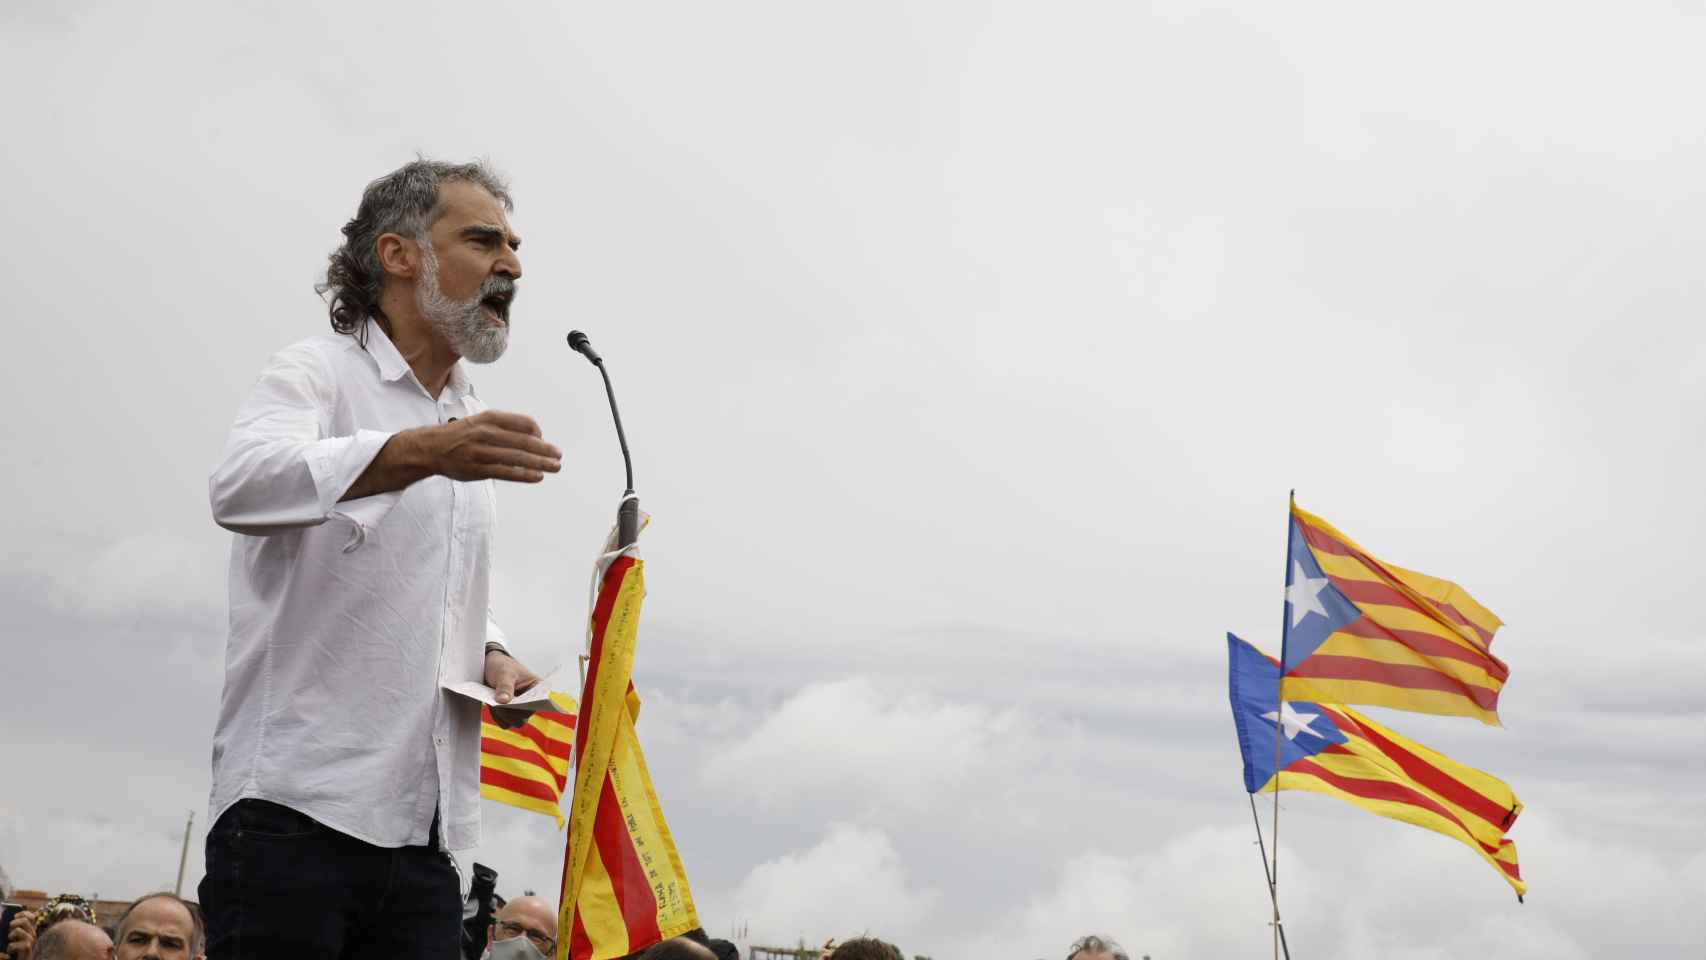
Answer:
[
  {"left": 1231, "top": 635, "right": 1524, "bottom": 896},
  {"left": 1290, "top": 702, "right": 1525, "bottom": 895},
  {"left": 479, "top": 693, "right": 579, "bottom": 826},
  {"left": 1281, "top": 501, "right": 1510, "bottom": 724},
  {"left": 559, "top": 553, "right": 699, "bottom": 960}
]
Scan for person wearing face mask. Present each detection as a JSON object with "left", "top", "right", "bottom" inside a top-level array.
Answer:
[{"left": 482, "top": 896, "right": 557, "bottom": 960}]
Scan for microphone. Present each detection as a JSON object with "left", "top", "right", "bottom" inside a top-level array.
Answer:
[
  {"left": 566, "top": 331, "right": 639, "bottom": 548},
  {"left": 567, "top": 330, "right": 602, "bottom": 365}
]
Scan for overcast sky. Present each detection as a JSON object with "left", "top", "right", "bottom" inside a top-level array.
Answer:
[{"left": 3, "top": 1, "right": 1704, "bottom": 957}]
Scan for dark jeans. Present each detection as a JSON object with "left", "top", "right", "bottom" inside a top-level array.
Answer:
[{"left": 199, "top": 799, "right": 462, "bottom": 960}]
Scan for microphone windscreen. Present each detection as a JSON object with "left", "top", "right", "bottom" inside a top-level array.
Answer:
[{"left": 567, "top": 330, "right": 601, "bottom": 364}]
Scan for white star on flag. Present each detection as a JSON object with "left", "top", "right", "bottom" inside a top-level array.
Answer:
[
  {"left": 1286, "top": 560, "right": 1330, "bottom": 627},
  {"left": 1262, "top": 702, "right": 1322, "bottom": 741}
]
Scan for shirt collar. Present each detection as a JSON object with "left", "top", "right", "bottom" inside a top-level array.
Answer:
[
  {"left": 363, "top": 317, "right": 475, "bottom": 400},
  {"left": 363, "top": 318, "right": 413, "bottom": 383}
]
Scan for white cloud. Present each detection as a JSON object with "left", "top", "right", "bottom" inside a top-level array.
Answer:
[
  {"left": 704, "top": 677, "right": 1016, "bottom": 811},
  {"left": 55, "top": 532, "right": 227, "bottom": 628},
  {"left": 955, "top": 827, "right": 1310, "bottom": 960},
  {"left": 730, "top": 823, "right": 937, "bottom": 948}
]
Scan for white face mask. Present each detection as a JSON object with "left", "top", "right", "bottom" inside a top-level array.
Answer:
[{"left": 484, "top": 933, "right": 546, "bottom": 960}]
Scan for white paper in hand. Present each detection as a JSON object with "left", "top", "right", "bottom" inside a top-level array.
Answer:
[{"left": 442, "top": 665, "right": 569, "bottom": 713}]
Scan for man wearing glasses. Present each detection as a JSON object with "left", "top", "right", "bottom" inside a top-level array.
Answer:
[{"left": 483, "top": 896, "right": 557, "bottom": 960}]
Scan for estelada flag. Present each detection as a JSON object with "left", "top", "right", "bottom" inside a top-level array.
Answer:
[
  {"left": 559, "top": 535, "right": 699, "bottom": 960},
  {"left": 1230, "top": 634, "right": 1525, "bottom": 897},
  {"left": 479, "top": 692, "right": 578, "bottom": 826},
  {"left": 1281, "top": 500, "right": 1509, "bottom": 725}
]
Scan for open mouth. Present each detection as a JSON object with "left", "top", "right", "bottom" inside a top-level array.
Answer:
[{"left": 480, "top": 289, "right": 514, "bottom": 325}]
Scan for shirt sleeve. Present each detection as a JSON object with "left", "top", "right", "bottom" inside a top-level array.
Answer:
[
  {"left": 209, "top": 342, "right": 400, "bottom": 538},
  {"left": 484, "top": 610, "right": 509, "bottom": 654}
]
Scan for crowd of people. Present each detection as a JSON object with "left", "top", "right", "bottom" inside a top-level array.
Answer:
[
  {"left": 3, "top": 892, "right": 202, "bottom": 960},
  {"left": 3, "top": 878, "right": 1133, "bottom": 960}
]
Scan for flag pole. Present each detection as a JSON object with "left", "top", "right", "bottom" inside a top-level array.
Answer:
[
  {"left": 174, "top": 809, "right": 194, "bottom": 897},
  {"left": 1248, "top": 793, "right": 1292, "bottom": 960},
  {"left": 1270, "top": 490, "right": 1296, "bottom": 960}
]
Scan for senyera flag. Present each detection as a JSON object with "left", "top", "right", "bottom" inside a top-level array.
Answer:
[
  {"left": 559, "top": 537, "right": 698, "bottom": 960},
  {"left": 1229, "top": 634, "right": 1525, "bottom": 897},
  {"left": 1281, "top": 500, "right": 1509, "bottom": 725},
  {"left": 479, "top": 692, "right": 578, "bottom": 827}
]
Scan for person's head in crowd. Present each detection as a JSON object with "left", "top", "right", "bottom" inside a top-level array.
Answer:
[
  {"left": 1065, "top": 933, "right": 1129, "bottom": 960},
  {"left": 823, "top": 937, "right": 903, "bottom": 960},
  {"left": 9, "top": 894, "right": 100, "bottom": 957},
  {"left": 678, "top": 927, "right": 738, "bottom": 960},
  {"left": 484, "top": 894, "right": 557, "bottom": 959},
  {"left": 36, "top": 895, "right": 99, "bottom": 936},
  {"left": 637, "top": 936, "right": 717, "bottom": 960},
  {"left": 30, "top": 919, "right": 112, "bottom": 960},
  {"left": 112, "top": 893, "right": 203, "bottom": 960}
]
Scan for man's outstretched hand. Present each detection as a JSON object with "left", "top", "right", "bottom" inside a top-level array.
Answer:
[
  {"left": 342, "top": 410, "right": 562, "bottom": 502},
  {"left": 423, "top": 411, "right": 563, "bottom": 485},
  {"left": 484, "top": 648, "right": 542, "bottom": 729}
]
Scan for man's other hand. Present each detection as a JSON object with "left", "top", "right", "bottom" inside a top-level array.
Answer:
[
  {"left": 423, "top": 410, "right": 563, "bottom": 484},
  {"left": 484, "top": 648, "right": 542, "bottom": 729}
]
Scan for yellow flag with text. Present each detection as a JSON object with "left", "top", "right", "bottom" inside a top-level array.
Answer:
[{"left": 559, "top": 554, "right": 698, "bottom": 960}]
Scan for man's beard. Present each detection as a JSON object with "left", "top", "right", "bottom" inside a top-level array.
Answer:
[{"left": 416, "top": 245, "right": 514, "bottom": 364}]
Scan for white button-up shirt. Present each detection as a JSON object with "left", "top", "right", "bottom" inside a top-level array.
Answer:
[{"left": 207, "top": 318, "right": 504, "bottom": 851}]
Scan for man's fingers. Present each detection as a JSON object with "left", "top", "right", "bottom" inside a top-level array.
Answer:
[
  {"left": 434, "top": 413, "right": 559, "bottom": 484},
  {"left": 468, "top": 446, "right": 560, "bottom": 477},
  {"left": 464, "top": 432, "right": 559, "bottom": 465},
  {"left": 471, "top": 463, "right": 546, "bottom": 483},
  {"left": 494, "top": 670, "right": 515, "bottom": 704},
  {"left": 476, "top": 410, "right": 543, "bottom": 437},
  {"left": 477, "top": 445, "right": 561, "bottom": 472},
  {"left": 485, "top": 430, "right": 562, "bottom": 461},
  {"left": 491, "top": 706, "right": 529, "bottom": 729}
]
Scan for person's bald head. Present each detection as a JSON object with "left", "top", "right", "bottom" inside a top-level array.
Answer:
[
  {"left": 490, "top": 895, "right": 557, "bottom": 953},
  {"left": 113, "top": 893, "right": 201, "bottom": 960},
  {"left": 33, "top": 919, "right": 113, "bottom": 960}
]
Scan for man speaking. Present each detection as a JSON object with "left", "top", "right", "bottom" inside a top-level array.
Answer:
[{"left": 203, "top": 159, "right": 559, "bottom": 959}]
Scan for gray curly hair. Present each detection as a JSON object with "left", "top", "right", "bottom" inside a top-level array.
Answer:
[
  {"left": 1066, "top": 934, "right": 1129, "bottom": 960},
  {"left": 320, "top": 157, "right": 513, "bottom": 340}
]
